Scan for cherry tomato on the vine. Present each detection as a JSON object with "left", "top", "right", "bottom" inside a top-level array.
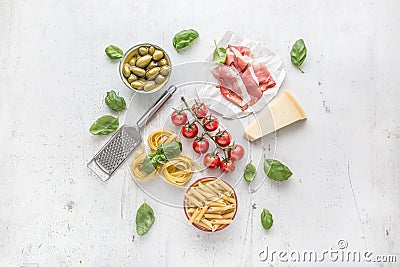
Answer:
[
  {"left": 192, "top": 137, "right": 210, "bottom": 154},
  {"left": 220, "top": 158, "right": 235, "bottom": 174},
  {"left": 191, "top": 101, "right": 208, "bottom": 119},
  {"left": 181, "top": 123, "right": 198, "bottom": 139},
  {"left": 214, "top": 130, "right": 231, "bottom": 147},
  {"left": 228, "top": 144, "right": 245, "bottom": 161},
  {"left": 202, "top": 115, "right": 219, "bottom": 132},
  {"left": 171, "top": 110, "right": 188, "bottom": 126},
  {"left": 203, "top": 153, "right": 221, "bottom": 169}
]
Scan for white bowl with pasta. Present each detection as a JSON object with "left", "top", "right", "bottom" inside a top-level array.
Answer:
[{"left": 184, "top": 177, "right": 238, "bottom": 232}]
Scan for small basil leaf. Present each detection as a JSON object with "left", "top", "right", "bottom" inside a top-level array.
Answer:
[
  {"left": 172, "top": 29, "right": 199, "bottom": 52},
  {"left": 154, "top": 154, "right": 167, "bottom": 165},
  {"left": 263, "top": 159, "right": 293, "bottom": 181},
  {"left": 142, "top": 154, "right": 157, "bottom": 173},
  {"left": 136, "top": 202, "right": 155, "bottom": 235},
  {"left": 243, "top": 161, "right": 256, "bottom": 183},
  {"left": 162, "top": 141, "right": 182, "bottom": 159},
  {"left": 156, "top": 144, "right": 164, "bottom": 155},
  {"left": 105, "top": 45, "right": 124, "bottom": 59},
  {"left": 89, "top": 115, "right": 119, "bottom": 135},
  {"left": 213, "top": 40, "right": 226, "bottom": 64},
  {"left": 105, "top": 90, "right": 126, "bottom": 112},
  {"left": 290, "top": 39, "right": 307, "bottom": 73},
  {"left": 261, "top": 208, "right": 273, "bottom": 230}
]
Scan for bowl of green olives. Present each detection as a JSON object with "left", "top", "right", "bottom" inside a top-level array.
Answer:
[{"left": 119, "top": 43, "right": 171, "bottom": 93}]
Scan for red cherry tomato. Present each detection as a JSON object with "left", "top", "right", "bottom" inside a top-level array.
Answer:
[
  {"left": 192, "top": 137, "right": 210, "bottom": 154},
  {"left": 202, "top": 115, "right": 219, "bottom": 132},
  {"left": 228, "top": 144, "right": 245, "bottom": 161},
  {"left": 171, "top": 110, "right": 188, "bottom": 126},
  {"left": 220, "top": 159, "right": 235, "bottom": 174},
  {"left": 203, "top": 153, "right": 221, "bottom": 169},
  {"left": 214, "top": 130, "right": 231, "bottom": 147},
  {"left": 191, "top": 101, "right": 208, "bottom": 119},
  {"left": 181, "top": 123, "right": 198, "bottom": 139}
]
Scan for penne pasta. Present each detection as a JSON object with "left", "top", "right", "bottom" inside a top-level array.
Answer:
[
  {"left": 184, "top": 177, "right": 237, "bottom": 232},
  {"left": 222, "top": 195, "right": 236, "bottom": 204},
  {"left": 204, "top": 214, "right": 223, "bottom": 219},
  {"left": 221, "top": 211, "right": 236, "bottom": 218},
  {"left": 189, "top": 208, "right": 201, "bottom": 224},
  {"left": 210, "top": 219, "right": 233, "bottom": 225},
  {"left": 195, "top": 206, "right": 209, "bottom": 222}
]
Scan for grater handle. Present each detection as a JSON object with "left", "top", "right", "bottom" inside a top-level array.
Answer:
[{"left": 136, "top": 85, "right": 177, "bottom": 128}]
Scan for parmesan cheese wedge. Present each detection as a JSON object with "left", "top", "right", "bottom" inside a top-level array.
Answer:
[{"left": 244, "top": 90, "right": 306, "bottom": 141}]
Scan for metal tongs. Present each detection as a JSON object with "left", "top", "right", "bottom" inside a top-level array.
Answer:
[{"left": 87, "top": 85, "right": 177, "bottom": 182}]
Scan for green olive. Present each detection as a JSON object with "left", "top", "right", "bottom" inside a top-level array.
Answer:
[
  {"left": 145, "top": 67, "right": 160, "bottom": 80},
  {"left": 158, "top": 59, "right": 167, "bottom": 66},
  {"left": 146, "top": 61, "right": 158, "bottom": 70},
  {"left": 149, "top": 46, "right": 155, "bottom": 55},
  {"left": 152, "top": 50, "right": 164, "bottom": 61},
  {"left": 122, "top": 63, "right": 131, "bottom": 78},
  {"left": 159, "top": 65, "right": 170, "bottom": 76},
  {"left": 138, "top": 47, "right": 149, "bottom": 56},
  {"left": 131, "top": 81, "right": 144, "bottom": 90},
  {"left": 128, "top": 57, "right": 137, "bottom": 66},
  {"left": 143, "top": 81, "right": 156, "bottom": 91},
  {"left": 128, "top": 74, "right": 137, "bottom": 83},
  {"left": 155, "top": 74, "right": 166, "bottom": 84},
  {"left": 136, "top": 54, "right": 152, "bottom": 68},
  {"left": 130, "top": 66, "right": 146, "bottom": 77}
]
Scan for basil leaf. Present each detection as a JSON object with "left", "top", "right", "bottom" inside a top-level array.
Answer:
[
  {"left": 213, "top": 40, "right": 226, "bottom": 64},
  {"left": 105, "top": 90, "right": 126, "bottom": 112},
  {"left": 105, "top": 45, "right": 124, "bottom": 59},
  {"left": 243, "top": 161, "right": 256, "bottom": 183},
  {"left": 290, "top": 39, "right": 307, "bottom": 73},
  {"left": 142, "top": 154, "right": 157, "bottom": 173},
  {"left": 89, "top": 115, "right": 119, "bottom": 135},
  {"left": 172, "top": 29, "right": 199, "bottom": 52},
  {"left": 162, "top": 141, "right": 182, "bottom": 159},
  {"left": 263, "top": 159, "right": 293, "bottom": 181},
  {"left": 136, "top": 202, "right": 155, "bottom": 235},
  {"left": 261, "top": 208, "right": 273, "bottom": 230},
  {"left": 154, "top": 154, "right": 167, "bottom": 165}
]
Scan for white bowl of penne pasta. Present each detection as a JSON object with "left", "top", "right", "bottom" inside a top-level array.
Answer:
[{"left": 184, "top": 177, "right": 237, "bottom": 232}]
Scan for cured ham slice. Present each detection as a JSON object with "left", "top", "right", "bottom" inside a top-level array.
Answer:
[
  {"left": 229, "top": 45, "right": 251, "bottom": 57},
  {"left": 252, "top": 63, "right": 276, "bottom": 91},
  {"left": 218, "top": 85, "right": 244, "bottom": 108},
  {"left": 212, "top": 45, "right": 277, "bottom": 110},
  {"left": 241, "top": 66, "right": 263, "bottom": 106},
  {"left": 211, "top": 65, "right": 251, "bottom": 107}
]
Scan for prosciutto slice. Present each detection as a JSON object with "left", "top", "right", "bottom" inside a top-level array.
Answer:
[
  {"left": 211, "top": 65, "right": 251, "bottom": 107},
  {"left": 252, "top": 63, "right": 276, "bottom": 91},
  {"left": 212, "top": 45, "right": 276, "bottom": 110},
  {"left": 241, "top": 66, "right": 263, "bottom": 106}
]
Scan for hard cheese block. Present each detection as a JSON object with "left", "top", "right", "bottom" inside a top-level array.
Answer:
[{"left": 244, "top": 90, "right": 306, "bottom": 141}]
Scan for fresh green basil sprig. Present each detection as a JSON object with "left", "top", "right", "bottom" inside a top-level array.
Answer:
[
  {"left": 142, "top": 141, "right": 183, "bottom": 173},
  {"left": 105, "top": 90, "right": 126, "bottom": 112},
  {"left": 213, "top": 40, "right": 226, "bottom": 64},
  {"left": 264, "top": 159, "right": 293, "bottom": 181},
  {"left": 105, "top": 45, "right": 124, "bottom": 59},
  {"left": 261, "top": 208, "right": 273, "bottom": 230},
  {"left": 136, "top": 202, "right": 155, "bottom": 235},
  {"left": 290, "top": 39, "right": 307, "bottom": 73},
  {"left": 172, "top": 29, "right": 199, "bottom": 52},
  {"left": 243, "top": 161, "right": 256, "bottom": 183},
  {"left": 89, "top": 115, "right": 119, "bottom": 135},
  {"left": 89, "top": 91, "right": 127, "bottom": 135}
]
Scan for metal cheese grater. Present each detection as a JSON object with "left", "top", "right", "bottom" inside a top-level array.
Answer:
[{"left": 87, "top": 85, "right": 177, "bottom": 182}]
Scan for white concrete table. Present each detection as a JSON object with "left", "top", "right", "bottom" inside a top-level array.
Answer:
[{"left": 1, "top": 0, "right": 399, "bottom": 266}]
